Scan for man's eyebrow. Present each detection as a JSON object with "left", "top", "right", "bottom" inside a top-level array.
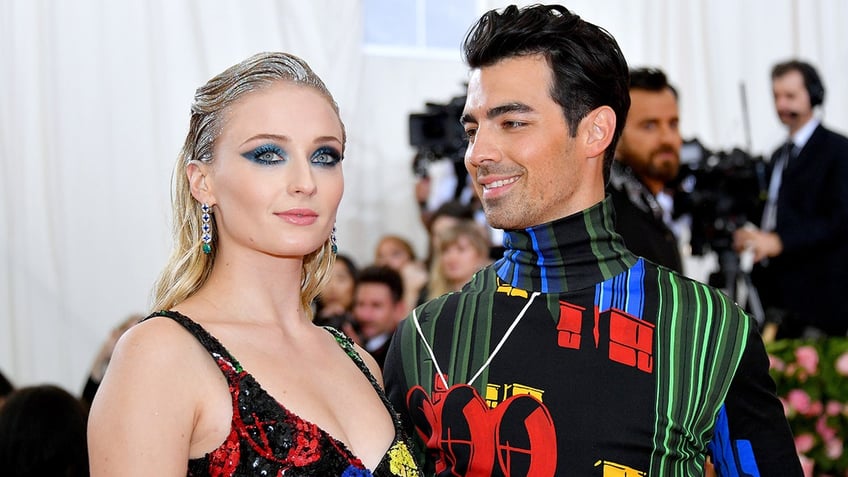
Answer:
[{"left": 461, "top": 102, "right": 534, "bottom": 124}]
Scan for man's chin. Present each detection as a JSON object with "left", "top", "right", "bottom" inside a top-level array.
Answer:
[{"left": 483, "top": 208, "right": 527, "bottom": 231}]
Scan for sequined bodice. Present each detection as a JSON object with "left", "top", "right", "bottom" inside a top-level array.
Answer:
[{"left": 146, "top": 311, "right": 420, "bottom": 477}]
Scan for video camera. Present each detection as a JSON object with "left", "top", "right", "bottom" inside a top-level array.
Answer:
[
  {"left": 409, "top": 95, "right": 467, "bottom": 176},
  {"left": 673, "top": 139, "right": 768, "bottom": 256}
]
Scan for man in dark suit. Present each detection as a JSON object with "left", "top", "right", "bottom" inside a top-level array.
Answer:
[
  {"left": 734, "top": 60, "right": 848, "bottom": 338},
  {"left": 351, "top": 265, "right": 406, "bottom": 368},
  {"left": 608, "top": 68, "right": 684, "bottom": 273}
]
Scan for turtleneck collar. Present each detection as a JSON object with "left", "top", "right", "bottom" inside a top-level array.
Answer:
[{"left": 493, "top": 196, "right": 636, "bottom": 293}]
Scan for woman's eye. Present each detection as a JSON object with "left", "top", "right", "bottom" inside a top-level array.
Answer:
[
  {"left": 258, "top": 151, "right": 277, "bottom": 162},
  {"left": 312, "top": 147, "right": 343, "bottom": 166},
  {"left": 243, "top": 144, "right": 285, "bottom": 165}
]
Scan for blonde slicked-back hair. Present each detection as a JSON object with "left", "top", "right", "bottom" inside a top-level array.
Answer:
[{"left": 151, "top": 52, "right": 345, "bottom": 315}]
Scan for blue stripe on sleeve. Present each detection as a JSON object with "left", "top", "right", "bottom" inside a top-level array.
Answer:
[{"left": 708, "top": 405, "right": 761, "bottom": 477}]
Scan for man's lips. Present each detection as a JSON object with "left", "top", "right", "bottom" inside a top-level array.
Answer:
[
  {"left": 482, "top": 176, "right": 520, "bottom": 190},
  {"left": 478, "top": 175, "right": 519, "bottom": 198}
]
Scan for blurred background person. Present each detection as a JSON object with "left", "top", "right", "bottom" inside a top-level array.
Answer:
[
  {"left": 313, "top": 253, "right": 361, "bottom": 342},
  {"left": 374, "top": 235, "right": 428, "bottom": 315},
  {"left": 352, "top": 265, "right": 407, "bottom": 369},
  {"left": 426, "top": 221, "right": 492, "bottom": 300},
  {"left": 425, "top": 200, "right": 477, "bottom": 263},
  {"left": 608, "top": 67, "right": 684, "bottom": 273},
  {"left": 0, "top": 384, "right": 89, "bottom": 477},
  {"left": 375, "top": 234, "right": 417, "bottom": 272},
  {"left": 734, "top": 60, "right": 848, "bottom": 338}
]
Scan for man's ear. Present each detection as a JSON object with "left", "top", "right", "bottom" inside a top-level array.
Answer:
[
  {"left": 186, "top": 161, "right": 214, "bottom": 205},
  {"left": 582, "top": 106, "right": 616, "bottom": 158}
]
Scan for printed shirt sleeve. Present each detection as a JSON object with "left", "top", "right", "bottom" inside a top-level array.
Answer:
[{"left": 708, "top": 326, "right": 803, "bottom": 476}]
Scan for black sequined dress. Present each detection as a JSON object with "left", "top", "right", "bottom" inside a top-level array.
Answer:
[{"left": 145, "top": 311, "right": 420, "bottom": 477}]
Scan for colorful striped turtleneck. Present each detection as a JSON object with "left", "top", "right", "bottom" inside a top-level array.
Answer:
[
  {"left": 495, "top": 197, "right": 635, "bottom": 293},
  {"left": 384, "top": 196, "right": 803, "bottom": 477}
]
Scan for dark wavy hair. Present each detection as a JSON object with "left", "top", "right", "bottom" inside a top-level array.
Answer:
[
  {"left": 463, "top": 4, "right": 630, "bottom": 182},
  {"left": 357, "top": 265, "right": 405, "bottom": 304},
  {"left": 629, "top": 67, "right": 678, "bottom": 99}
]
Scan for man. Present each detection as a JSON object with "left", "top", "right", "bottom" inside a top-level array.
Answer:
[
  {"left": 733, "top": 60, "right": 848, "bottom": 338},
  {"left": 608, "top": 68, "right": 683, "bottom": 273},
  {"left": 383, "top": 4, "right": 801, "bottom": 476},
  {"left": 351, "top": 265, "right": 406, "bottom": 368}
]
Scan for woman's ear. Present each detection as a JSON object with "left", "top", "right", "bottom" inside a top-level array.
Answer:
[
  {"left": 186, "top": 161, "right": 214, "bottom": 205},
  {"left": 582, "top": 105, "right": 616, "bottom": 158}
]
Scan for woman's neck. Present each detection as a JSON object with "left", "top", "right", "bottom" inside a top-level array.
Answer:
[{"left": 188, "top": 248, "right": 308, "bottom": 326}]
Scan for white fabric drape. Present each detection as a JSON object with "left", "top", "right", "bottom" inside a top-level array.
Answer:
[{"left": 2, "top": 0, "right": 846, "bottom": 392}]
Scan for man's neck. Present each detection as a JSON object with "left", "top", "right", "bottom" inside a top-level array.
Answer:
[
  {"left": 788, "top": 116, "right": 819, "bottom": 146},
  {"left": 787, "top": 112, "right": 816, "bottom": 136}
]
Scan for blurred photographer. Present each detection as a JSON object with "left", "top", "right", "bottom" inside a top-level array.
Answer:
[
  {"left": 608, "top": 67, "right": 684, "bottom": 273},
  {"left": 733, "top": 60, "right": 848, "bottom": 338}
]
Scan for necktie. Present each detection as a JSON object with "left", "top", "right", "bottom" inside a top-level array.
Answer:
[
  {"left": 761, "top": 141, "right": 795, "bottom": 231},
  {"left": 783, "top": 141, "right": 797, "bottom": 168}
]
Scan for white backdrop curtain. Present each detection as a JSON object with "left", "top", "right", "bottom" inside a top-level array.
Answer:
[{"left": 2, "top": 0, "right": 846, "bottom": 392}]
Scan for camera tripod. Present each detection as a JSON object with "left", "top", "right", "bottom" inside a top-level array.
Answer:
[{"left": 711, "top": 248, "right": 766, "bottom": 328}]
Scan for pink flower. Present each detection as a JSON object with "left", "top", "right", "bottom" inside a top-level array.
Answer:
[
  {"left": 825, "top": 437, "right": 843, "bottom": 460},
  {"left": 816, "top": 415, "right": 836, "bottom": 441},
  {"left": 835, "top": 351, "right": 848, "bottom": 376},
  {"left": 769, "top": 354, "right": 785, "bottom": 372},
  {"left": 826, "top": 400, "right": 842, "bottom": 416},
  {"left": 786, "top": 363, "right": 798, "bottom": 376},
  {"left": 795, "top": 433, "right": 816, "bottom": 453},
  {"left": 794, "top": 346, "right": 819, "bottom": 375},
  {"left": 807, "top": 400, "right": 824, "bottom": 418},
  {"left": 787, "top": 389, "right": 812, "bottom": 414}
]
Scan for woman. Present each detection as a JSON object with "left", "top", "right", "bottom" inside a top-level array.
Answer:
[
  {"left": 314, "top": 253, "right": 361, "bottom": 342},
  {"left": 426, "top": 220, "right": 491, "bottom": 300},
  {"left": 88, "top": 52, "right": 419, "bottom": 476},
  {"left": 374, "top": 235, "right": 428, "bottom": 314}
]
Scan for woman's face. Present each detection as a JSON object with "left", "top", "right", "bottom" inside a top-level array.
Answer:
[
  {"left": 202, "top": 82, "right": 344, "bottom": 259},
  {"left": 429, "top": 216, "right": 461, "bottom": 254},
  {"left": 375, "top": 238, "right": 413, "bottom": 271},
  {"left": 321, "top": 261, "right": 356, "bottom": 310},
  {"left": 440, "top": 235, "right": 486, "bottom": 286}
]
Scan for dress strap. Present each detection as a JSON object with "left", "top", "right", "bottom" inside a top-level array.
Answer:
[
  {"left": 143, "top": 310, "right": 245, "bottom": 378},
  {"left": 322, "top": 327, "right": 382, "bottom": 386}
]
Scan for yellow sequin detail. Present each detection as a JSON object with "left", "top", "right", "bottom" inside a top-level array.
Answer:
[{"left": 388, "top": 440, "right": 419, "bottom": 476}]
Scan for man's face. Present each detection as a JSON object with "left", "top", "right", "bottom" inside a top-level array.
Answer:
[
  {"left": 615, "top": 88, "right": 681, "bottom": 193},
  {"left": 773, "top": 70, "right": 814, "bottom": 133},
  {"left": 462, "top": 54, "right": 593, "bottom": 230},
  {"left": 352, "top": 283, "right": 399, "bottom": 340}
]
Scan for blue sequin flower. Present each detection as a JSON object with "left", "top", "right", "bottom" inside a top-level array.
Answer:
[{"left": 342, "top": 464, "right": 373, "bottom": 477}]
